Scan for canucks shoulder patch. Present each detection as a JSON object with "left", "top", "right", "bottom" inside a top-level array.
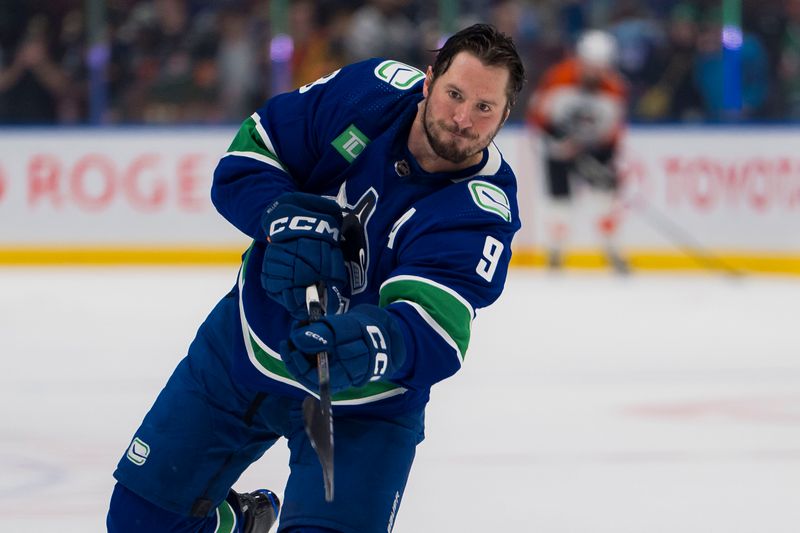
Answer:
[
  {"left": 374, "top": 60, "right": 425, "bottom": 90},
  {"left": 468, "top": 181, "right": 512, "bottom": 222}
]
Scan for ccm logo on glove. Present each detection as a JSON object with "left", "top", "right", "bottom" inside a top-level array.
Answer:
[
  {"left": 281, "top": 305, "right": 406, "bottom": 394},
  {"left": 268, "top": 216, "right": 340, "bottom": 241},
  {"left": 260, "top": 192, "right": 348, "bottom": 319},
  {"left": 366, "top": 325, "right": 388, "bottom": 381},
  {"left": 304, "top": 330, "right": 329, "bottom": 345}
]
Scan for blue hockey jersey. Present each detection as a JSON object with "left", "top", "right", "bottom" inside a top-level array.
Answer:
[{"left": 212, "top": 58, "right": 521, "bottom": 415}]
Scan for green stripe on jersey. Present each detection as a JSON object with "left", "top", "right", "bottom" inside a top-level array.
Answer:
[
  {"left": 247, "top": 335, "right": 402, "bottom": 402},
  {"left": 379, "top": 277, "right": 472, "bottom": 360},
  {"left": 226, "top": 115, "right": 285, "bottom": 170},
  {"left": 214, "top": 500, "right": 236, "bottom": 533}
]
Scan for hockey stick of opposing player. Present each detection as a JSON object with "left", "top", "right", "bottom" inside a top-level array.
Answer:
[
  {"left": 302, "top": 283, "right": 335, "bottom": 502},
  {"left": 624, "top": 194, "right": 744, "bottom": 279},
  {"left": 576, "top": 153, "right": 744, "bottom": 278}
]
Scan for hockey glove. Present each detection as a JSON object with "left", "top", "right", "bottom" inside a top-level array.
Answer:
[
  {"left": 261, "top": 192, "right": 347, "bottom": 319},
  {"left": 281, "top": 305, "right": 407, "bottom": 394}
]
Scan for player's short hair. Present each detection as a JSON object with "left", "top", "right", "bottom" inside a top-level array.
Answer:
[{"left": 431, "top": 23, "right": 526, "bottom": 109}]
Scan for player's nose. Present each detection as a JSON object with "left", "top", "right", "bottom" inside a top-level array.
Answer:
[{"left": 452, "top": 102, "right": 472, "bottom": 130}]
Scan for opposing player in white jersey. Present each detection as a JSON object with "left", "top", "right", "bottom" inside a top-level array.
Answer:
[{"left": 527, "top": 29, "right": 629, "bottom": 272}]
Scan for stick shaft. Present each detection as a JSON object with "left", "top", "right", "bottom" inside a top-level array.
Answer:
[{"left": 304, "top": 284, "right": 335, "bottom": 501}]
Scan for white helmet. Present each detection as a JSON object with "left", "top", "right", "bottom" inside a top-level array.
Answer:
[{"left": 575, "top": 30, "right": 618, "bottom": 69}]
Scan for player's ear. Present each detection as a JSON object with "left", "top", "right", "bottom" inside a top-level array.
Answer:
[
  {"left": 423, "top": 66, "right": 433, "bottom": 97},
  {"left": 500, "top": 105, "right": 511, "bottom": 126}
]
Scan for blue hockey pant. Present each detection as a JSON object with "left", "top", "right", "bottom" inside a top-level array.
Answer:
[{"left": 108, "top": 291, "right": 425, "bottom": 532}]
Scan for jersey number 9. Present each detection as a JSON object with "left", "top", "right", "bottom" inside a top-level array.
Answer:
[{"left": 476, "top": 236, "right": 504, "bottom": 282}]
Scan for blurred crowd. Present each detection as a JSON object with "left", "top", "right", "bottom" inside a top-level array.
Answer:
[{"left": 1, "top": 0, "right": 799, "bottom": 125}]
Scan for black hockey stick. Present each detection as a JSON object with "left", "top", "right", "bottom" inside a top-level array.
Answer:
[
  {"left": 576, "top": 152, "right": 744, "bottom": 278},
  {"left": 302, "top": 284, "right": 335, "bottom": 502},
  {"left": 625, "top": 194, "right": 744, "bottom": 278}
]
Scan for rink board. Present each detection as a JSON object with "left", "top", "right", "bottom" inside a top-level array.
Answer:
[{"left": 0, "top": 125, "right": 798, "bottom": 273}]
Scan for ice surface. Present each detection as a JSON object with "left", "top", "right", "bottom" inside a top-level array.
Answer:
[{"left": 1, "top": 267, "right": 799, "bottom": 532}]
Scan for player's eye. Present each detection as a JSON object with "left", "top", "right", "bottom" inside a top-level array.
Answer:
[
  {"left": 448, "top": 90, "right": 462, "bottom": 100},
  {"left": 478, "top": 103, "right": 492, "bottom": 113}
]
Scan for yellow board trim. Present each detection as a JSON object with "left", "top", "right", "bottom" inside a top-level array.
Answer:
[
  {"left": 511, "top": 248, "right": 800, "bottom": 276},
  {"left": 1, "top": 246, "right": 800, "bottom": 276},
  {"left": 0, "top": 246, "right": 245, "bottom": 266}
]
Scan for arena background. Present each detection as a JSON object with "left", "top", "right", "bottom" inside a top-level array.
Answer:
[
  {"left": 2, "top": 0, "right": 799, "bottom": 275},
  {"left": 2, "top": 2, "right": 800, "bottom": 532}
]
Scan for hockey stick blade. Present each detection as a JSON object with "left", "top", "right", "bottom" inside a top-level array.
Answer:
[{"left": 303, "top": 284, "right": 335, "bottom": 502}]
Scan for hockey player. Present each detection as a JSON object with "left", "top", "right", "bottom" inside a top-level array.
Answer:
[
  {"left": 107, "top": 24, "right": 525, "bottom": 532},
  {"left": 526, "top": 29, "right": 629, "bottom": 273}
]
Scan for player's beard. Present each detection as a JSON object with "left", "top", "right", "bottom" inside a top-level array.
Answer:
[{"left": 422, "top": 99, "right": 500, "bottom": 164}]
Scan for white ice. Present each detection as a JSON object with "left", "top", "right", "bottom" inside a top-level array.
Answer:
[{"left": 1, "top": 267, "right": 799, "bottom": 532}]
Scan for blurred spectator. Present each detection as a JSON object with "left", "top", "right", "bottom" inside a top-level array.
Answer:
[
  {"left": 7, "top": 0, "right": 800, "bottom": 125},
  {"left": 693, "top": 7, "right": 770, "bottom": 121},
  {"left": 58, "top": 8, "right": 89, "bottom": 123},
  {"left": 606, "top": 0, "right": 666, "bottom": 116},
  {"left": 0, "top": 14, "right": 71, "bottom": 123},
  {"left": 635, "top": 2, "right": 704, "bottom": 121},
  {"left": 288, "top": 0, "right": 352, "bottom": 88},
  {"left": 521, "top": 2, "right": 570, "bottom": 91},
  {"left": 642, "top": 0, "right": 685, "bottom": 19},
  {"left": 558, "top": 0, "right": 588, "bottom": 41},
  {"left": 110, "top": 0, "right": 222, "bottom": 123},
  {"left": 777, "top": 0, "right": 800, "bottom": 118},
  {"left": 743, "top": 0, "right": 785, "bottom": 73},
  {"left": 216, "top": 5, "right": 262, "bottom": 120},
  {"left": 489, "top": 0, "right": 539, "bottom": 121},
  {"left": 489, "top": 0, "right": 525, "bottom": 49},
  {"left": 344, "top": 0, "right": 422, "bottom": 66}
]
